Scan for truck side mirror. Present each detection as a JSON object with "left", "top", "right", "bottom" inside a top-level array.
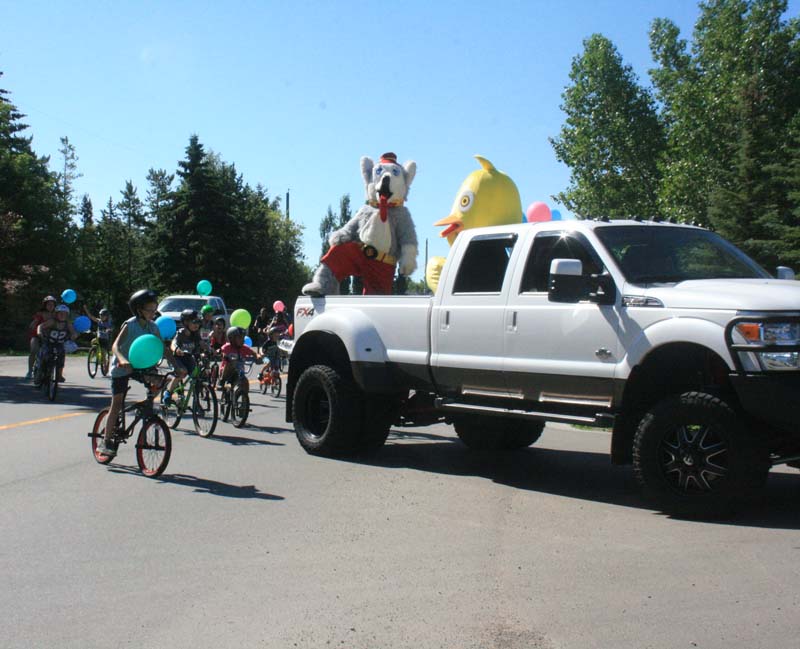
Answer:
[
  {"left": 548, "top": 259, "right": 585, "bottom": 303},
  {"left": 776, "top": 266, "right": 796, "bottom": 280},
  {"left": 588, "top": 272, "right": 617, "bottom": 305}
]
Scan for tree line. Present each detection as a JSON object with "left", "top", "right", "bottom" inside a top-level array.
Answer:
[
  {"left": 551, "top": 0, "right": 800, "bottom": 272},
  {"left": 0, "top": 76, "right": 309, "bottom": 348}
]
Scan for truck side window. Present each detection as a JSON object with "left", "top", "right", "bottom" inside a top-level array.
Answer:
[
  {"left": 520, "top": 234, "right": 602, "bottom": 293},
  {"left": 452, "top": 236, "right": 516, "bottom": 293}
]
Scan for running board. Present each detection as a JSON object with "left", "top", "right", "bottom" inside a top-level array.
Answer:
[{"left": 435, "top": 398, "right": 613, "bottom": 427}]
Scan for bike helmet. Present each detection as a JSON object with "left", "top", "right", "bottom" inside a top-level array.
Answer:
[
  {"left": 99, "top": 308, "right": 110, "bottom": 316},
  {"left": 214, "top": 316, "right": 226, "bottom": 326},
  {"left": 201, "top": 304, "right": 215, "bottom": 316},
  {"left": 181, "top": 308, "right": 199, "bottom": 323},
  {"left": 128, "top": 289, "right": 158, "bottom": 316},
  {"left": 55, "top": 305, "right": 70, "bottom": 314},
  {"left": 227, "top": 326, "right": 245, "bottom": 341},
  {"left": 43, "top": 295, "right": 57, "bottom": 306}
]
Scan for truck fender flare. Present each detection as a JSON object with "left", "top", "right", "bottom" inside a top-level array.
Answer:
[
  {"left": 300, "top": 308, "right": 389, "bottom": 366},
  {"left": 618, "top": 317, "right": 736, "bottom": 376}
]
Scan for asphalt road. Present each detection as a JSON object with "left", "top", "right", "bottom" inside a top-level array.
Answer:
[{"left": 1, "top": 355, "right": 799, "bottom": 649}]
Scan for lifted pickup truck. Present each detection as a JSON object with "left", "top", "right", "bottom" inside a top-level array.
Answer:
[{"left": 285, "top": 219, "right": 800, "bottom": 516}]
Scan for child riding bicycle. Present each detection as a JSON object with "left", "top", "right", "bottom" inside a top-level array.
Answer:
[
  {"left": 84, "top": 305, "right": 114, "bottom": 352},
  {"left": 163, "top": 309, "right": 205, "bottom": 405},
  {"left": 97, "top": 289, "right": 172, "bottom": 458},
  {"left": 218, "top": 326, "right": 261, "bottom": 394},
  {"left": 36, "top": 304, "right": 78, "bottom": 383}
]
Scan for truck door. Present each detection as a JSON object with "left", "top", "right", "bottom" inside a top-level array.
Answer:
[
  {"left": 431, "top": 232, "right": 520, "bottom": 398},
  {"left": 503, "top": 231, "right": 621, "bottom": 408}
]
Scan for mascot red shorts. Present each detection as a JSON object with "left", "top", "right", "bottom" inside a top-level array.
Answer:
[{"left": 322, "top": 242, "right": 395, "bottom": 295}]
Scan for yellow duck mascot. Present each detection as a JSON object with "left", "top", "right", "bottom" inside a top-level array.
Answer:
[{"left": 426, "top": 156, "right": 522, "bottom": 292}]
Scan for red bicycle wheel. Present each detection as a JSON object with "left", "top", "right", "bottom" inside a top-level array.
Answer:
[
  {"left": 136, "top": 418, "right": 172, "bottom": 478},
  {"left": 91, "top": 408, "right": 116, "bottom": 465}
]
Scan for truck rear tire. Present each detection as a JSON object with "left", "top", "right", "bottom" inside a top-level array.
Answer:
[
  {"left": 632, "top": 391, "right": 769, "bottom": 518},
  {"left": 293, "top": 364, "right": 361, "bottom": 456},
  {"left": 454, "top": 416, "right": 544, "bottom": 450}
]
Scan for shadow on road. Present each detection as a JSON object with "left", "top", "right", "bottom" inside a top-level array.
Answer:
[
  {"left": 205, "top": 433, "right": 285, "bottom": 446},
  {"left": 347, "top": 431, "right": 800, "bottom": 530},
  {"left": 108, "top": 467, "right": 284, "bottom": 500},
  {"left": 0, "top": 374, "right": 110, "bottom": 409}
]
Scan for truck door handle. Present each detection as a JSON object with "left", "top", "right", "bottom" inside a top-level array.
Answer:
[
  {"left": 441, "top": 311, "right": 450, "bottom": 330},
  {"left": 595, "top": 347, "right": 612, "bottom": 359}
]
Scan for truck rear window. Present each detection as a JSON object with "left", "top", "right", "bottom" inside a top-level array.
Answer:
[{"left": 453, "top": 235, "right": 516, "bottom": 293}]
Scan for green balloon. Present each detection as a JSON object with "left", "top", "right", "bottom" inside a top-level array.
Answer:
[
  {"left": 197, "top": 279, "right": 212, "bottom": 296},
  {"left": 129, "top": 334, "right": 164, "bottom": 369},
  {"left": 230, "top": 308, "right": 252, "bottom": 329}
]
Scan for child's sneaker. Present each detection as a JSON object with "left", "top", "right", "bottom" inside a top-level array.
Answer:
[
  {"left": 161, "top": 390, "right": 172, "bottom": 405},
  {"left": 96, "top": 439, "right": 117, "bottom": 458}
]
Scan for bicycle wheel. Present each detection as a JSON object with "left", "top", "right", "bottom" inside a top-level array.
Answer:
[
  {"left": 100, "top": 349, "right": 110, "bottom": 376},
  {"left": 270, "top": 374, "right": 282, "bottom": 398},
  {"left": 136, "top": 417, "right": 172, "bottom": 477},
  {"left": 90, "top": 408, "right": 118, "bottom": 465},
  {"left": 87, "top": 346, "right": 99, "bottom": 378},
  {"left": 48, "top": 361, "right": 58, "bottom": 402},
  {"left": 259, "top": 370, "right": 268, "bottom": 394},
  {"left": 192, "top": 382, "right": 218, "bottom": 437},
  {"left": 231, "top": 389, "right": 250, "bottom": 428}
]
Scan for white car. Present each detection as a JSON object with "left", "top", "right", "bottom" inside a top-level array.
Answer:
[{"left": 157, "top": 294, "right": 228, "bottom": 326}]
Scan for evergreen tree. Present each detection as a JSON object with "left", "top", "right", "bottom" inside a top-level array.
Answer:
[
  {"left": 551, "top": 34, "right": 665, "bottom": 218},
  {"left": 650, "top": 0, "right": 800, "bottom": 229}
]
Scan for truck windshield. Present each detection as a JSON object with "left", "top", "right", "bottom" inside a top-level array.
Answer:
[
  {"left": 158, "top": 297, "right": 209, "bottom": 313},
  {"left": 594, "top": 225, "right": 770, "bottom": 284}
]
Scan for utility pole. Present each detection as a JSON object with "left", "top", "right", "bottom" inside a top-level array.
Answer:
[{"left": 286, "top": 188, "right": 290, "bottom": 219}]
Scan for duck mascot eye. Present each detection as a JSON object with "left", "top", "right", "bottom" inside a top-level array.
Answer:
[{"left": 302, "top": 152, "right": 418, "bottom": 296}]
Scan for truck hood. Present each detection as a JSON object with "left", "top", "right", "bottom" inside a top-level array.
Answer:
[{"left": 633, "top": 279, "right": 800, "bottom": 311}]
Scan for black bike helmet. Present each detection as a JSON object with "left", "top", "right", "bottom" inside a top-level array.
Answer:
[
  {"left": 227, "top": 326, "right": 245, "bottom": 341},
  {"left": 214, "top": 316, "right": 226, "bottom": 326},
  {"left": 128, "top": 289, "right": 158, "bottom": 316},
  {"left": 180, "top": 308, "right": 199, "bottom": 323}
]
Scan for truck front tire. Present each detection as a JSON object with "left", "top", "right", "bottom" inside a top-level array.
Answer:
[
  {"left": 454, "top": 416, "right": 544, "bottom": 451},
  {"left": 293, "top": 365, "right": 361, "bottom": 456},
  {"left": 632, "top": 391, "right": 769, "bottom": 517}
]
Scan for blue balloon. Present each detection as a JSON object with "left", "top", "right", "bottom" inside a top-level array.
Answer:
[
  {"left": 156, "top": 315, "right": 177, "bottom": 340},
  {"left": 61, "top": 289, "right": 77, "bottom": 304},
  {"left": 551, "top": 210, "right": 562, "bottom": 221},
  {"left": 244, "top": 336, "right": 253, "bottom": 347},
  {"left": 73, "top": 315, "right": 91, "bottom": 333}
]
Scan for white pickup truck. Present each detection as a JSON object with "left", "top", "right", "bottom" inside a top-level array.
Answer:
[{"left": 285, "top": 219, "right": 800, "bottom": 516}]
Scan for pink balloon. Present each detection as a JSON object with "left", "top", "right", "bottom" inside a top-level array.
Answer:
[
  {"left": 273, "top": 300, "right": 285, "bottom": 313},
  {"left": 526, "top": 202, "right": 552, "bottom": 222}
]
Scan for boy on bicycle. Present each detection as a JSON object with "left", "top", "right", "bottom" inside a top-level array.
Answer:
[
  {"left": 26, "top": 295, "right": 57, "bottom": 379},
  {"left": 36, "top": 304, "right": 78, "bottom": 384},
  {"left": 98, "top": 289, "right": 169, "bottom": 458},
  {"left": 218, "top": 326, "right": 260, "bottom": 394},
  {"left": 84, "top": 305, "right": 114, "bottom": 353},
  {"left": 163, "top": 309, "right": 204, "bottom": 405},
  {"left": 209, "top": 316, "right": 227, "bottom": 352}
]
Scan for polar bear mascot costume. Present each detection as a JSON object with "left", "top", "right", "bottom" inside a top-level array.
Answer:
[{"left": 302, "top": 152, "right": 418, "bottom": 296}]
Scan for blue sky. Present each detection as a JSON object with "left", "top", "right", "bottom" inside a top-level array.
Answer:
[{"left": 2, "top": 0, "right": 797, "bottom": 281}]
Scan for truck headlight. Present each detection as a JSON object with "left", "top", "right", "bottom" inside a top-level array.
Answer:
[{"left": 735, "top": 322, "right": 800, "bottom": 370}]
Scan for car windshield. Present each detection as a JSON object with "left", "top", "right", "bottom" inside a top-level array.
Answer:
[
  {"left": 594, "top": 225, "right": 770, "bottom": 285},
  {"left": 158, "top": 297, "right": 209, "bottom": 313}
]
